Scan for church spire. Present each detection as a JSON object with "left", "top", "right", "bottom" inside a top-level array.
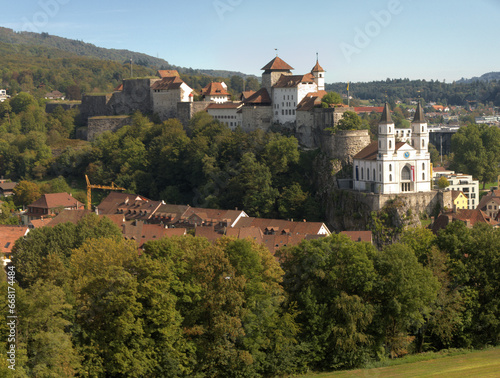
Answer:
[
  {"left": 379, "top": 103, "right": 393, "bottom": 124},
  {"left": 412, "top": 102, "right": 426, "bottom": 123}
]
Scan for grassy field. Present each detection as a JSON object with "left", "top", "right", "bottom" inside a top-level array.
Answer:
[{"left": 299, "top": 348, "right": 500, "bottom": 377}]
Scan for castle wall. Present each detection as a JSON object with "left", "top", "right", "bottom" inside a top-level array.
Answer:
[
  {"left": 87, "top": 116, "right": 132, "bottom": 141},
  {"left": 241, "top": 106, "right": 273, "bottom": 132},
  {"left": 80, "top": 94, "right": 113, "bottom": 119},
  {"left": 152, "top": 88, "right": 182, "bottom": 121},
  {"left": 321, "top": 129, "right": 371, "bottom": 163},
  {"left": 177, "top": 102, "right": 210, "bottom": 126},
  {"left": 45, "top": 102, "right": 80, "bottom": 113}
]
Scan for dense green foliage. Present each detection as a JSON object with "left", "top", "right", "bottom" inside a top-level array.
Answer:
[
  {"left": 3, "top": 221, "right": 500, "bottom": 376},
  {"left": 326, "top": 78, "right": 500, "bottom": 106},
  {"left": 450, "top": 123, "right": 500, "bottom": 188}
]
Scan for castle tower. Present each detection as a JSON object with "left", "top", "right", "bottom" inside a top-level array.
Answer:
[
  {"left": 311, "top": 56, "right": 325, "bottom": 91},
  {"left": 411, "top": 102, "right": 429, "bottom": 155},
  {"left": 378, "top": 103, "right": 395, "bottom": 155},
  {"left": 261, "top": 56, "right": 293, "bottom": 95}
]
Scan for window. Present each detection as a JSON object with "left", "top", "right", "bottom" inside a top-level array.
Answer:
[
  {"left": 389, "top": 140, "right": 392, "bottom": 149},
  {"left": 373, "top": 169, "right": 376, "bottom": 181},
  {"left": 367, "top": 169, "right": 370, "bottom": 181},
  {"left": 389, "top": 174, "right": 392, "bottom": 181},
  {"left": 361, "top": 168, "right": 364, "bottom": 180},
  {"left": 422, "top": 173, "right": 425, "bottom": 180},
  {"left": 422, "top": 126, "right": 424, "bottom": 132},
  {"left": 422, "top": 140, "right": 425, "bottom": 148},
  {"left": 401, "top": 166, "right": 411, "bottom": 181},
  {"left": 379, "top": 141, "right": 381, "bottom": 148}
]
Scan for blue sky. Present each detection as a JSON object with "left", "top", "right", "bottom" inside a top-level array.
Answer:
[{"left": 1, "top": 0, "right": 499, "bottom": 83}]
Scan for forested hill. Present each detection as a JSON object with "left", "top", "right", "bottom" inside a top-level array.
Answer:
[
  {"left": 326, "top": 77, "right": 500, "bottom": 106},
  {"left": 456, "top": 72, "right": 500, "bottom": 84},
  {"left": 0, "top": 27, "right": 252, "bottom": 78}
]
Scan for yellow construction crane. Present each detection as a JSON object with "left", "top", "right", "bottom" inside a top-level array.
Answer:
[{"left": 85, "top": 175, "right": 126, "bottom": 210}]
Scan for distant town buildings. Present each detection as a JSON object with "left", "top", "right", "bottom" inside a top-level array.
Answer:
[
  {"left": 432, "top": 168, "right": 479, "bottom": 210},
  {"left": 0, "top": 89, "right": 10, "bottom": 102}
]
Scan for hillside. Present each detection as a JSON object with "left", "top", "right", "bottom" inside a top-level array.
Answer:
[
  {"left": 0, "top": 27, "right": 253, "bottom": 79},
  {"left": 456, "top": 71, "right": 500, "bottom": 84}
]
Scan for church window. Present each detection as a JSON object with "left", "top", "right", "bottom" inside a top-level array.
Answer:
[
  {"left": 422, "top": 126, "right": 424, "bottom": 132},
  {"left": 389, "top": 127, "right": 391, "bottom": 133},
  {"left": 401, "top": 166, "right": 411, "bottom": 181},
  {"left": 389, "top": 140, "right": 392, "bottom": 149},
  {"left": 389, "top": 174, "right": 392, "bottom": 181},
  {"left": 422, "top": 173, "right": 425, "bottom": 180},
  {"left": 389, "top": 164, "right": 392, "bottom": 172},
  {"left": 422, "top": 163, "right": 425, "bottom": 170},
  {"left": 320, "top": 73, "right": 323, "bottom": 77},
  {"left": 422, "top": 140, "right": 425, "bottom": 148}
]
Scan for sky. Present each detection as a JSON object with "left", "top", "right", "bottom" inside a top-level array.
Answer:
[{"left": 1, "top": 0, "right": 499, "bottom": 83}]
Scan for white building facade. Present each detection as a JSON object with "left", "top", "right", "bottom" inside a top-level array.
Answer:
[{"left": 353, "top": 103, "right": 432, "bottom": 194}]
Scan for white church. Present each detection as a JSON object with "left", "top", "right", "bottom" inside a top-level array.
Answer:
[{"left": 353, "top": 103, "right": 432, "bottom": 194}]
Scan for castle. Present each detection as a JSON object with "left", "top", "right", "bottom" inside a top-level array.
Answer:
[{"left": 80, "top": 55, "right": 352, "bottom": 149}]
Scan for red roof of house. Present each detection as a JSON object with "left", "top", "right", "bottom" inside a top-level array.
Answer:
[
  {"left": 206, "top": 102, "right": 242, "bottom": 110},
  {"left": 296, "top": 90, "right": 328, "bottom": 111},
  {"left": 311, "top": 60, "right": 324, "bottom": 72},
  {"left": 261, "top": 56, "right": 294, "bottom": 71},
  {"left": 240, "top": 90, "right": 256, "bottom": 101},
  {"left": 354, "top": 106, "right": 384, "bottom": 114},
  {"left": 233, "top": 217, "right": 330, "bottom": 236},
  {"left": 243, "top": 88, "right": 272, "bottom": 105},
  {"left": 151, "top": 76, "right": 185, "bottom": 90},
  {"left": 274, "top": 74, "right": 315, "bottom": 88},
  {"left": 340, "top": 231, "right": 373, "bottom": 243},
  {"left": 157, "top": 70, "right": 180, "bottom": 78},
  {"left": 0, "top": 225, "right": 29, "bottom": 254},
  {"left": 28, "top": 193, "right": 83, "bottom": 210},
  {"left": 201, "top": 82, "right": 230, "bottom": 97}
]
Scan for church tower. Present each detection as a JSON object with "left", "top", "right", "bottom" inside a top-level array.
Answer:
[
  {"left": 378, "top": 103, "right": 395, "bottom": 156},
  {"left": 311, "top": 55, "right": 325, "bottom": 91},
  {"left": 411, "top": 102, "right": 429, "bottom": 156}
]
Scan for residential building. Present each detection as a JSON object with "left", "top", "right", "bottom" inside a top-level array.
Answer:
[
  {"left": 200, "top": 82, "right": 230, "bottom": 103},
  {"left": 340, "top": 231, "right": 373, "bottom": 244},
  {"left": 0, "top": 181, "right": 17, "bottom": 197},
  {"left": 476, "top": 189, "right": 500, "bottom": 220},
  {"left": 353, "top": 103, "right": 432, "bottom": 194},
  {"left": 0, "top": 89, "right": 10, "bottom": 102},
  {"left": 432, "top": 209, "right": 499, "bottom": 233},
  {"left": 451, "top": 190, "right": 468, "bottom": 212},
  {"left": 432, "top": 171, "right": 479, "bottom": 210},
  {"left": 0, "top": 225, "right": 29, "bottom": 266},
  {"left": 44, "top": 90, "right": 65, "bottom": 100},
  {"left": 25, "top": 193, "right": 84, "bottom": 221},
  {"left": 206, "top": 102, "right": 243, "bottom": 130}
]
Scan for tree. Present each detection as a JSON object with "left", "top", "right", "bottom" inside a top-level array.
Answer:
[
  {"left": 451, "top": 124, "right": 500, "bottom": 188},
  {"left": 278, "top": 234, "right": 378, "bottom": 370},
  {"left": 336, "top": 111, "right": 364, "bottom": 131},
  {"left": 321, "top": 92, "right": 342, "bottom": 107},
  {"left": 12, "top": 180, "right": 42, "bottom": 207},
  {"left": 9, "top": 93, "right": 37, "bottom": 114},
  {"left": 437, "top": 176, "right": 450, "bottom": 189}
]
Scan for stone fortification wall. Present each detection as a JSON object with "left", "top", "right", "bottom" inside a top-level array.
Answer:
[
  {"left": 87, "top": 116, "right": 132, "bottom": 141},
  {"left": 153, "top": 88, "right": 182, "bottom": 121},
  {"left": 45, "top": 102, "right": 80, "bottom": 113},
  {"left": 80, "top": 94, "right": 113, "bottom": 120},
  {"left": 177, "top": 102, "right": 210, "bottom": 126},
  {"left": 108, "top": 78, "right": 156, "bottom": 115},
  {"left": 320, "top": 129, "right": 371, "bottom": 165},
  {"left": 241, "top": 106, "right": 273, "bottom": 132}
]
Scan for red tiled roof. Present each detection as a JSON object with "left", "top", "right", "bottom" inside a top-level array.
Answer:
[
  {"left": 354, "top": 141, "right": 406, "bottom": 161},
  {"left": 157, "top": 70, "right": 180, "bottom": 78},
  {"left": 240, "top": 90, "right": 256, "bottom": 101},
  {"left": 233, "top": 217, "right": 330, "bottom": 236},
  {"left": 261, "top": 56, "right": 294, "bottom": 71},
  {"left": 194, "top": 226, "right": 222, "bottom": 242},
  {"left": 296, "top": 90, "right": 329, "bottom": 111},
  {"left": 340, "top": 231, "right": 373, "bottom": 243},
  {"left": 0, "top": 225, "right": 29, "bottom": 254},
  {"left": 201, "top": 82, "right": 230, "bottom": 97},
  {"left": 311, "top": 60, "right": 324, "bottom": 72},
  {"left": 29, "top": 193, "right": 83, "bottom": 210},
  {"left": 354, "top": 106, "right": 384, "bottom": 114},
  {"left": 243, "top": 88, "right": 272, "bottom": 105},
  {"left": 274, "top": 74, "right": 315, "bottom": 88},
  {"left": 151, "top": 76, "right": 185, "bottom": 90}
]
